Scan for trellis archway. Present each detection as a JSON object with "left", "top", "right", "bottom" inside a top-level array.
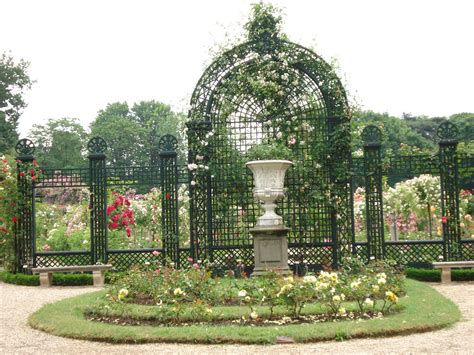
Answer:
[{"left": 187, "top": 29, "right": 353, "bottom": 269}]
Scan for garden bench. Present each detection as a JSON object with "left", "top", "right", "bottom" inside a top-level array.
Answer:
[
  {"left": 432, "top": 261, "right": 474, "bottom": 283},
  {"left": 31, "top": 264, "right": 112, "bottom": 287}
]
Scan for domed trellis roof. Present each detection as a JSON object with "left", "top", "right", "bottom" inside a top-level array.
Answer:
[{"left": 189, "top": 36, "right": 349, "bottom": 124}]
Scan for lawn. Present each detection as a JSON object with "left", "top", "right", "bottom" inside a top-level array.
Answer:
[{"left": 28, "top": 279, "right": 460, "bottom": 344}]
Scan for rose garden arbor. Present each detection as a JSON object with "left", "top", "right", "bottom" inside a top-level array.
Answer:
[{"left": 12, "top": 31, "right": 474, "bottom": 274}]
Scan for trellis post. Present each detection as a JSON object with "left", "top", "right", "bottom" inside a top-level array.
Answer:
[
  {"left": 437, "top": 122, "right": 461, "bottom": 261},
  {"left": 14, "top": 139, "right": 36, "bottom": 273},
  {"left": 159, "top": 135, "right": 180, "bottom": 267},
  {"left": 186, "top": 120, "right": 212, "bottom": 263},
  {"left": 87, "top": 137, "right": 108, "bottom": 265},
  {"left": 362, "top": 126, "right": 385, "bottom": 260}
]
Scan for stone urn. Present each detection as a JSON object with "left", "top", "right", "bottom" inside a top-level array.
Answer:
[
  {"left": 246, "top": 160, "right": 293, "bottom": 276},
  {"left": 245, "top": 160, "right": 293, "bottom": 227}
]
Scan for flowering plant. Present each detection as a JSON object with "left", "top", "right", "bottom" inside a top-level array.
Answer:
[
  {"left": 106, "top": 193, "right": 135, "bottom": 237},
  {"left": 246, "top": 141, "right": 292, "bottom": 161}
]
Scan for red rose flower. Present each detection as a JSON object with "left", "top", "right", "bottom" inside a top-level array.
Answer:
[
  {"left": 106, "top": 205, "right": 115, "bottom": 216},
  {"left": 11, "top": 216, "right": 17, "bottom": 223},
  {"left": 165, "top": 193, "right": 171, "bottom": 200},
  {"left": 33, "top": 160, "right": 38, "bottom": 167},
  {"left": 441, "top": 216, "right": 448, "bottom": 224},
  {"left": 109, "top": 222, "right": 119, "bottom": 229},
  {"left": 126, "top": 227, "right": 132, "bottom": 237},
  {"left": 112, "top": 214, "right": 120, "bottom": 222},
  {"left": 30, "top": 169, "right": 35, "bottom": 176},
  {"left": 19, "top": 172, "right": 25, "bottom": 177},
  {"left": 31, "top": 176, "right": 36, "bottom": 182}
]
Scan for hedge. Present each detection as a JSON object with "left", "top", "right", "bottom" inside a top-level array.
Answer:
[{"left": 1, "top": 268, "right": 473, "bottom": 286}]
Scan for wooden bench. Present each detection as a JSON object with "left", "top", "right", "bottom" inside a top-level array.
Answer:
[
  {"left": 31, "top": 264, "right": 112, "bottom": 287},
  {"left": 432, "top": 261, "right": 474, "bottom": 283}
]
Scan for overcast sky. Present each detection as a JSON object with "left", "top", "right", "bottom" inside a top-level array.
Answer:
[{"left": 2, "top": 0, "right": 473, "bottom": 137}]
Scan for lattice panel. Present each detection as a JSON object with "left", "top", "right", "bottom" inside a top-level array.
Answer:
[
  {"left": 178, "top": 248, "right": 193, "bottom": 267},
  {"left": 354, "top": 242, "right": 369, "bottom": 262},
  {"left": 385, "top": 241, "right": 444, "bottom": 264},
  {"left": 15, "top": 159, "right": 35, "bottom": 272},
  {"left": 89, "top": 155, "right": 107, "bottom": 263},
  {"left": 37, "top": 168, "right": 89, "bottom": 188},
  {"left": 34, "top": 252, "right": 92, "bottom": 267},
  {"left": 208, "top": 246, "right": 254, "bottom": 269},
  {"left": 106, "top": 166, "right": 160, "bottom": 186},
  {"left": 288, "top": 244, "right": 333, "bottom": 267},
  {"left": 108, "top": 249, "right": 164, "bottom": 271},
  {"left": 460, "top": 241, "right": 474, "bottom": 260}
]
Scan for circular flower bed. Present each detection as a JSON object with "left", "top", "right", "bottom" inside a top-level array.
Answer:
[{"left": 86, "top": 257, "right": 405, "bottom": 326}]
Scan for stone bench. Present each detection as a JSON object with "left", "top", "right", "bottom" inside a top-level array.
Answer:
[
  {"left": 432, "top": 261, "right": 474, "bottom": 283},
  {"left": 31, "top": 264, "right": 112, "bottom": 287}
]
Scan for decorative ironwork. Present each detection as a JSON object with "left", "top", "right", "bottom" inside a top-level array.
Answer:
[
  {"left": 35, "top": 251, "right": 91, "bottom": 267},
  {"left": 385, "top": 241, "right": 444, "bottom": 265},
  {"left": 437, "top": 121, "right": 459, "bottom": 141},
  {"left": 159, "top": 135, "right": 180, "bottom": 266},
  {"left": 187, "top": 34, "right": 352, "bottom": 267},
  {"left": 108, "top": 249, "right": 164, "bottom": 271},
  {"left": 438, "top": 123, "right": 461, "bottom": 260},
  {"left": 158, "top": 134, "right": 178, "bottom": 154},
  {"left": 87, "top": 136, "right": 107, "bottom": 154},
  {"left": 361, "top": 125, "right": 382, "bottom": 146},
  {"left": 15, "top": 138, "right": 35, "bottom": 156},
  {"left": 89, "top": 147, "right": 108, "bottom": 264},
  {"left": 15, "top": 157, "right": 36, "bottom": 272},
  {"left": 363, "top": 125, "right": 385, "bottom": 259}
]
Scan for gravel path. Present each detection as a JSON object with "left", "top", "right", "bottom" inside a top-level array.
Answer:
[{"left": 0, "top": 281, "right": 473, "bottom": 354}]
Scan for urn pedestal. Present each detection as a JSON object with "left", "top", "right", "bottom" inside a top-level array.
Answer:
[
  {"left": 250, "top": 225, "right": 291, "bottom": 276},
  {"left": 246, "top": 160, "right": 293, "bottom": 276}
]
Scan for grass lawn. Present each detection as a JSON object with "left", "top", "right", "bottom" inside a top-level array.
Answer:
[{"left": 28, "top": 279, "right": 460, "bottom": 344}]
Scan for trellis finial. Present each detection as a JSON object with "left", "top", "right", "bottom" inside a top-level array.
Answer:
[
  {"left": 87, "top": 136, "right": 107, "bottom": 154},
  {"left": 158, "top": 134, "right": 178, "bottom": 153},
  {"left": 437, "top": 121, "right": 458, "bottom": 141},
  {"left": 361, "top": 125, "right": 382, "bottom": 146},
  {"left": 15, "top": 138, "right": 35, "bottom": 156}
]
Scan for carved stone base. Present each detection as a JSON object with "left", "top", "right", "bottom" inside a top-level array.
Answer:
[{"left": 250, "top": 225, "right": 291, "bottom": 276}]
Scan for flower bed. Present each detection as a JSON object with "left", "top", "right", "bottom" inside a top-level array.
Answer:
[{"left": 86, "top": 257, "right": 405, "bottom": 326}]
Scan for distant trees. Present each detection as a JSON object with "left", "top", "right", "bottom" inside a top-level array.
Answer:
[
  {"left": 351, "top": 110, "right": 473, "bottom": 155},
  {"left": 29, "top": 118, "right": 87, "bottom": 168},
  {"left": 89, "top": 100, "right": 186, "bottom": 167},
  {"left": 0, "top": 52, "right": 34, "bottom": 153}
]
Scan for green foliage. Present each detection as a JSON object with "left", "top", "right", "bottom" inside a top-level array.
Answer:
[
  {"left": 0, "top": 271, "right": 96, "bottom": 286},
  {"left": 0, "top": 271, "right": 39, "bottom": 285},
  {"left": 0, "top": 155, "right": 18, "bottom": 271},
  {"left": 29, "top": 117, "right": 87, "bottom": 168},
  {"left": 28, "top": 279, "right": 461, "bottom": 344},
  {"left": 103, "top": 258, "right": 404, "bottom": 324},
  {"left": 353, "top": 111, "right": 435, "bottom": 154},
  {"left": 90, "top": 100, "right": 186, "bottom": 167},
  {"left": 0, "top": 52, "right": 34, "bottom": 153},
  {"left": 405, "top": 268, "right": 474, "bottom": 282},
  {"left": 244, "top": 2, "right": 284, "bottom": 43},
  {"left": 245, "top": 142, "right": 292, "bottom": 161}
]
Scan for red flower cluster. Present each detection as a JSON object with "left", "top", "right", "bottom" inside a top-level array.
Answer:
[
  {"left": 18, "top": 160, "right": 40, "bottom": 182},
  {"left": 106, "top": 193, "right": 135, "bottom": 237}
]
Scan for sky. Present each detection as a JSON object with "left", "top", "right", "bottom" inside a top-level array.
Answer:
[{"left": 2, "top": 0, "right": 474, "bottom": 137}]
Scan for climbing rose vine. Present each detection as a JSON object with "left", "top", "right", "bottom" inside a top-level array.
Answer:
[{"left": 107, "top": 193, "right": 135, "bottom": 237}]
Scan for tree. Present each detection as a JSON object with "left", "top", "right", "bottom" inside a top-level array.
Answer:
[
  {"left": 29, "top": 118, "right": 87, "bottom": 168},
  {"left": 90, "top": 101, "right": 186, "bottom": 166},
  {"left": 450, "top": 112, "right": 474, "bottom": 143},
  {"left": 352, "top": 111, "right": 435, "bottom": 154},
  {"left": 0, "top": 52, "right": 34, "bottom": 153}
]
